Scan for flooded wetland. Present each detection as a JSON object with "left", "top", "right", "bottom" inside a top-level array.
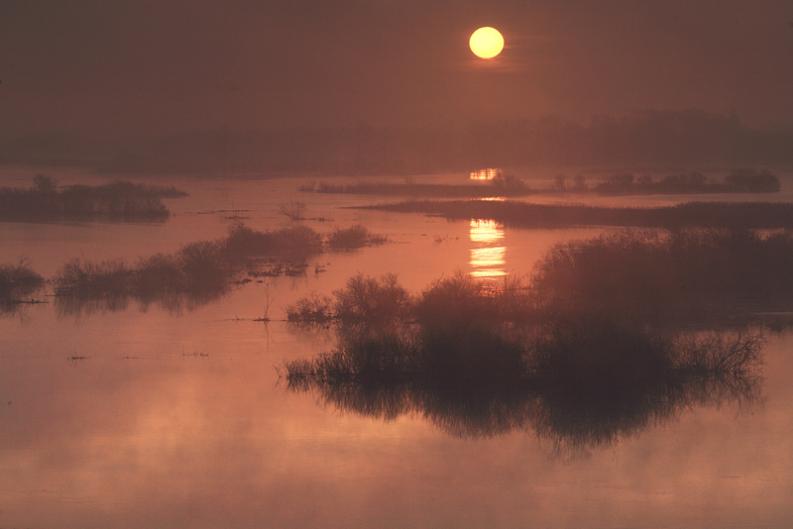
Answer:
[
  {"left": 5, "top": 3, "right": 793, "bottom": 526},
  {"left": 2, "top": 170, "right": 793, "bottom": 528}
]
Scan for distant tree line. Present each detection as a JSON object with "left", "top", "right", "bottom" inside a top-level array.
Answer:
[{"left": 2, "top": 110, "right": 792, "bottom": 175}]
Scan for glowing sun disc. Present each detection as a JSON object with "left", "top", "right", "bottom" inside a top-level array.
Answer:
[{"left": 469, "top": 26, "right": 504, "bottom": 59}]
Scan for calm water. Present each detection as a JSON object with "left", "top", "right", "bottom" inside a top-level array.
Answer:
[{"left": 1, "top": 170, "right": 793, "bottom": 528}]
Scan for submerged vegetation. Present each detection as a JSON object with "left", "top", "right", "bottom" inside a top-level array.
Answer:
[
  {"left": 0, "top": 262, "right": 44, "bottom": 314},
  {"left": 0, "top": 176, "right": 187, "bottom": 222},
  {"left": 363, "top": 200, "right": 793, "bottom": 229}
]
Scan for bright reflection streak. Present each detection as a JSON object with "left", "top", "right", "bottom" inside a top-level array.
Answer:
[
  {"left": 469, "top": 168, "right": 502, "bottom": 181},
  {"left": 469, "top": 219, "right": 506, "bottom": 279},
  {"left": 470, "top": 247, "right": 507, "bottom": 278},
  {"left": 469, "top": 219, "right": 504, "bottom": 243}
]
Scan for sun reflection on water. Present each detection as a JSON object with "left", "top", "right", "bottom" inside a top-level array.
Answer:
[
  {"left": 469, "top": 219, "right": 506, "bottom": 278},
  {"left": 469, "top": 168, "right": 502, "bottom": 181}
]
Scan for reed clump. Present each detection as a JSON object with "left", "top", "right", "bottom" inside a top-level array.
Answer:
[{"left": 326, "top": 225, "right": 388, "bottom": 251}]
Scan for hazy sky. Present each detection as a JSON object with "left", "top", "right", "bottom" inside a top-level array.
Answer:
[{"left": 2, "top": 0, "right": 792, "bottom": 138}]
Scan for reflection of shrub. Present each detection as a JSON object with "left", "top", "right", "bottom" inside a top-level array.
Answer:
[
  {"left": 55, "top": 260, "right": 134, "bottom": 296},
  {"left": 286, "top": 316, "right": 762, "bottom": 445},
  {"left": 326, "top": 225, "right": 387, "bottom": 251},
  {"left": 288, "top": 330, "right": 418, "bottom": 388},
  {"left": 528, "top": 319, "right": 762, "bottom": 447}
]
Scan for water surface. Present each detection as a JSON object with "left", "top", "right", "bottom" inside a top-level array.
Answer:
[{"left": 1, "top": 171, "right": 792, "bottom": 528}]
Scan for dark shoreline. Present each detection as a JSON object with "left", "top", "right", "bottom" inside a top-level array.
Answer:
[{"left": 359, "top": 200, "right": 793, "bottom": 229}]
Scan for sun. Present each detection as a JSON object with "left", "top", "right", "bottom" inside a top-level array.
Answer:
[{"left": 469, "top": 27, "right": 504, "bottom": 59}]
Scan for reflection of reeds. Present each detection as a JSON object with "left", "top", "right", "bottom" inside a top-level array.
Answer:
[
  {"left": 363, "top": 200, "right": 793, "bottom": 229},
  {"left": 0, "top": 262, "right": 45, "bottom": 314},
  {"left": 0, "top": 177, "right": 187, "bottom": 221}
]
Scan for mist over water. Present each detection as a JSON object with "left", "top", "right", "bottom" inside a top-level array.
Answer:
[
  {"left": 3, "top": 1, "right": 793, "bottom": 524},
  {"left": 2, "top": 170, "right": 793, "bottom": 528}
]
